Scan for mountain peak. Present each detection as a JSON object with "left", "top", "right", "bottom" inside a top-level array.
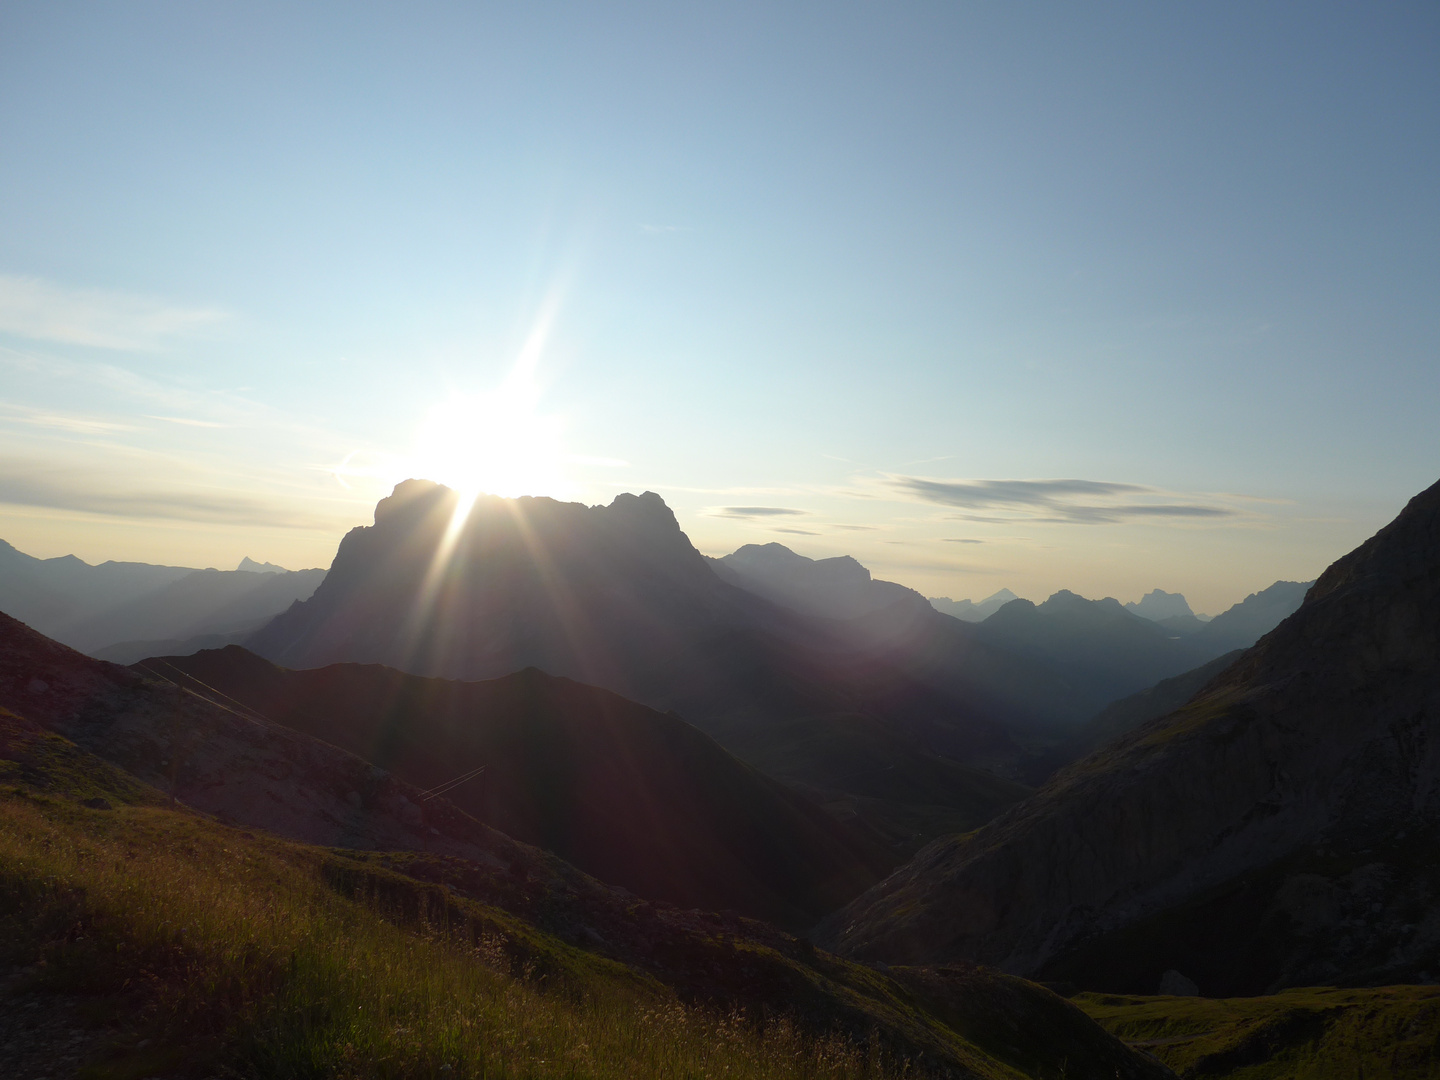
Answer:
[
  {"left": 237, "top": 556, "right": 289, "bottom": 574},
  {"left": 1124, "top": 588, "right": 1194, "bottom": 621}
]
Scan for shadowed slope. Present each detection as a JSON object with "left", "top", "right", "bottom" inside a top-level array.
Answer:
[
  {"left": 141, "top": 646, "right": 890, "bottom": 927},
  {"left": 822, "top": 477, "right": 1440, "bottom": 994},
  {"left": 0, "top": 612, "right": 1172, "bottom": 1079}
]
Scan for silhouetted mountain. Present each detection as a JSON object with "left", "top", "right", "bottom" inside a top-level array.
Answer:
[
  {"left": 928, "top": 589, "right": 1018, "bottom": 622},
  {"left": 1189, "top": 579, "right": 1312, "bottom": 652},
  {"left": 966, "top": 591, "right": 1216, "bottom": 724},
  {"left": 139, "top": 645, "right": 889, "bottom": 927},
  {"left": 710, "top": 542, "right": 928, "bottom": 622},
  {"left": 237, "top": 556, "right": 289, "bottom": 573},
  {"left": 0, "top": 538, "right": 323, "bottom": 657},
  {"left": 1124, "top": 588, "right": 1194, "bottom": 621},
  {"left": 247, "top": 481, "right": 1027, "bottom": 791},
  {"left": 822, "top": 477, "right": 1440, "bottom": 996}
]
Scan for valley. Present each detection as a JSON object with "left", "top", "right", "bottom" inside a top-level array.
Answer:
[{"left": 2, "top": 477, "right": 1434, "bottom": 1077}]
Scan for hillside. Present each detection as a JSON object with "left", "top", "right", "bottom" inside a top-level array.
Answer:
[
  {"left": 1021, "top": 650, "right": 1246, "bottom": 782},
  {"left": 0, "top": 611, "right": 1171, "bottom": 1079},
  {"left": 821, "top": 477, "right": 1440, "bottom": 996},
  {"left": 142, "top": 645, "right": 890, "bottom": 927}
]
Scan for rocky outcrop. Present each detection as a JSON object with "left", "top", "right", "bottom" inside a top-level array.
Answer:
[{"left": 821, "top": 478, "right": 1440, "bottom": 994}]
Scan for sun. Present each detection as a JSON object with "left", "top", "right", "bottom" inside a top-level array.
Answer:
[{"left": 403, "top": 373, "right": 569, "bottom": 505}]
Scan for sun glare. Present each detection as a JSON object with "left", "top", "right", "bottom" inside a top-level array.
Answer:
[{"left": 403, "top": 369, "right": 569, "bottom": 507}]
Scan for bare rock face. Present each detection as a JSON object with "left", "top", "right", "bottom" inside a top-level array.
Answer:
[{"left": 821, "top": 477, "right": 1440, "bottom": 994}]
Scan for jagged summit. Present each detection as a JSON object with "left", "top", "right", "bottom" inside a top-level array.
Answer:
[
  {"left": 237, "top": 556, "right": 289, "bottom": 574},
  {"left": 1124, "top": 588, "right": 1194, "bottom": 621},
  {"left": 248, "top": 482, "right": 754, "bottom": 691}
]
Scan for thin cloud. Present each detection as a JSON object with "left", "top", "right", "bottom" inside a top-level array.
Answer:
[
  {"left": 942, "top": 538, "right": 984, "bottom": 544},
  {"left": 710, "top": 506, "right": 810, "bottom": 519},
  {"left": 0, "top": 274, "right": 230, "bottom": 351},
  {"left": 0, "top": 461, "right": 339, "bottom": 529},
  {"left": 886, "top": 475, "right": 1240, "bottom": 525},
  {"left": 829, "top": 524, "right": 878, "bottom": 531},
  {"left": 0, "top": 404, "right": 136, "bottom": 435},
  {"left": 772, "top": 527, "right": 818, "bottom": 535}
]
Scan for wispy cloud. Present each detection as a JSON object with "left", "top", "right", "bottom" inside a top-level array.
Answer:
[
  {"left": 772, "top": 527, "right": 818, "bottom": 535},
  {"left": 710, "top": 506, "right": 810, "bottom": 519},
  {"left": 0, "top": 457, "right": 345, "bottom": 529},
  {"left": 0, "top": 403, "right": 136, "bottom": 435},
  {"left": 884, "top": 475, "right": 1240, "bottom": 525},
  {"left": 0, "top": 274, "right": 230, "bottom": 351},
  {"left": 942, "top": 537, "right": 984, "bottom": 544},
  {"left": 829, "top": 524, "right": 878, "bottom": 531}
]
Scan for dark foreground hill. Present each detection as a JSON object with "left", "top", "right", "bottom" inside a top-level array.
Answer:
[
  {"left": 141, "top": 645, "right": 888, "bottom": 927},
  {"left": 0, "top": 609, "right": 1171, "bottom": 1079},
  {"left": 822, "top": 478, "right": 1440, "bottom": 996}
]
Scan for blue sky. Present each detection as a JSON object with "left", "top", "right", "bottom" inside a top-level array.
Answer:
[{"left": 1, "top": 2, "right": 1436, "bottom": 612}]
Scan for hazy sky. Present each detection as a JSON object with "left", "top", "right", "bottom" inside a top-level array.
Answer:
[{"left": 1, "top": 2, "right": 1437, "bottom": 613}]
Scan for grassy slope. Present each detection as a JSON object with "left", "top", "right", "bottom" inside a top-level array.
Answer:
[
  {"left": 0, "top": 705, "right": 1170, "bottom": 1080},
  {"left": 0, "top": 742, "right": 924, "bottom": 1078},
  {"left": 1077, "top": 987, "right": 1440, "bottom": 1079}
]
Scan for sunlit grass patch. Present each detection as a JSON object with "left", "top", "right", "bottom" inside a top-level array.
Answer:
[{"left": 0, "top": 791, "right": 902, "bottom": 1079}]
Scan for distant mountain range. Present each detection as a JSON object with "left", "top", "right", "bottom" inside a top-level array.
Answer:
[
  {"left": 0, "top": 539, "right": 323, "bottom": 662},
  {"left": 711, "top": 542, "right": 923, "bottom": 621},
  {"left": 821, "top": 476, "right": 1440, "bottom": 996},
  {"left": 928, "top": 589, "right": 1018, "bottom": 622}
]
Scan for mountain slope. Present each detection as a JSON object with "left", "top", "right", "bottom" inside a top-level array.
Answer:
[
  {"left": 141, "top": 645, "right": 890, "bottom": 927},
  {"left": 1187, "top": 579, "right": 1311, "bottom": 653},
  {"left": 0, "top": 611, "right": 1171, "bottom": 1079},
  {"left": 1019, "top": 650, "right": 1247, "bottom": 782},
  {"left": 821, "top": 477, "right": 1440, "bottom": 994}
]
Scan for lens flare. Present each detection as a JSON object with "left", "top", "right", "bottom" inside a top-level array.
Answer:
[{"left": 404, "top": 369, "right": 569, "bottom": 507}]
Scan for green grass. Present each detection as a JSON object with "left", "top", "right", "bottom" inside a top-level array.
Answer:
[
  {"left": 1077, "top": 986, "right": 1440, "bottom": 1079},
  {"left": 0, "top": 789, "right": 904, "bottom": 1080}
]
